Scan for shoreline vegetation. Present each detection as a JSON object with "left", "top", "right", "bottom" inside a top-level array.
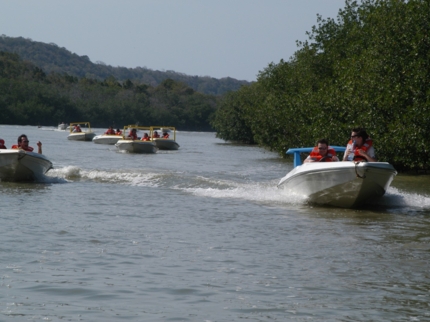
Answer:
[
  {"left": 1, "top": 0, "right": 429, "bottom": 171},
  {"left": 0, "top": 51, "right": 218, "bottom": 132},
  {"left": 211, "top": 0, "right": 430, "bottom": 171}
]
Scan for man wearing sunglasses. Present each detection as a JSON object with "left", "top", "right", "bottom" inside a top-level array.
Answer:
[
  {"left": 343, "top": 128, "right": 376, "bottom": 162},
  {"left": 11, "top": 134, "right": 43, "bottom": 154},
  {"left": 304, "top": 138, "right": 339, "bottom": 163}
]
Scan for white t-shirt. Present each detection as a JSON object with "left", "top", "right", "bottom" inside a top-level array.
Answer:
[{"left": 344, "top": 143, "right": 375, "bottom": 161}]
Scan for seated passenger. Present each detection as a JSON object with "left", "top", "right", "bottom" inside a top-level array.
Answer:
[
  {"left": 104, "top": 126, "right": 116, "bottom": 135},
  {"left": 304, "top": 138, "right": 339, "bottom": 163},
  {"left": 73, "top": 125, "right": 82, "bottom": 132},
  {"left": 116, "top": 128, "right": 122, "bottom": 135},
  {"left": 162, "top": 131, "right": 169, "bottom": 139},
  {"left": 152, "top": 131, "right": 160, "bottom": 138},
  {"left": 0, "top": 139, "right": 6, "bottom": 149},
  {"left": 141, "top": 133, "right": 151, "bottom": 141},
  {"left": 342, "top": 128, "right": 376, "bottom": 162},
  {"left": 11, "top": 134, "right": 43, "bottom": 154},
  {"left": 127, "top": 128, "right": 138, "bottom": 140}
]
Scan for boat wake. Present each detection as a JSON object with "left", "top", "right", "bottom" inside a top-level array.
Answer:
[
  {"left": 44, "top": 166, "right": 430, "bottom": 212},
  {"left": 183, "top": 180, "right": 430, "bottom": 211}
]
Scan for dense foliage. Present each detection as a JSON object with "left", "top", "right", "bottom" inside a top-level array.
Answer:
[
  {"left": 0, "top": 35, "right": 250, "bottom": 96},
  {"left": 212, "top": 0, "right": 430, "bottom": 171},
  {"left": 0, "top": 51, "right": 217, "bottom": 130}
]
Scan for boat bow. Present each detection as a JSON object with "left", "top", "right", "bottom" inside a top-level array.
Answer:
[
  {"left": 277, "top": 147, "right": 397, "bottom": 208},
  {"left": 0, "top": 149, "right": 53, "bottom": 181}
]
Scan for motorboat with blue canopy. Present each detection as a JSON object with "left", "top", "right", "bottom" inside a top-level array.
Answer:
[{"left": 277, "top": 146, "right": 397, "bottom": 208}]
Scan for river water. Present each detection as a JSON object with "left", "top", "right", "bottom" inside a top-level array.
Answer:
[{"left": 1, "top": 124, "right": 430, "bottom": 321}]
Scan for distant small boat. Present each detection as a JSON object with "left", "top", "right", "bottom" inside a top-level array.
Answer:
[
  {"left": 93, "top": 134, "right": 123, "bottom": 145},
  {"left": 115, "top": 125, "right": 157, "bottom": 153},
  {"left": 67, "top": 122, "right": 96, "bottom": 141},
  {"left": 0, "top": 149, "right": 53, "bottom": 182},
  {"left": 150, "top": 126, "right": 180, "bottom": 150},
  {"left": 58, "top": 123, "right": 67, "bottom": 130},
  {"left": 277, "top": 147, "right": 397, "bottom": 208}
]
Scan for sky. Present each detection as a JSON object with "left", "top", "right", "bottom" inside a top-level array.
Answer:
[{"left": 1, "top": 0, "right": 347, "bottom": 82}]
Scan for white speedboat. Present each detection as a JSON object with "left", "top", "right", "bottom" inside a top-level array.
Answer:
[
  {"left": 0, "top": 149, "right": 53, "bottom": 182},
  {"left": 150, "top": 126, "right": 180, "bottom": 150},
  {"left": 115, "top": 140, "right": 157, "bottom": 153},
  {"left": 58, "top": 123, "right": 68, "bottom": 130},
  {"left": 277, "top": 147, "right": 397, "bottom": 208},
  {"left": 67, "top": 122, "right": 96, "bottom": 141},
  {"left": 93, "top": 134, "right": 123, "bottom": 145},
  {"left": 115, "top": 125, "right": 157, "bottom": 153}
]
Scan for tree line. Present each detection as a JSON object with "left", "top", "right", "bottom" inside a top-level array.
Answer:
[
  {"left": 0, "top": 35, "right": 250, "bottom": 96},
  {"left": 211, "top": 0, "right": 430, "bottom": 171},
  {"left": 0, "top": 51, "right": 218, "bottom": 131}
]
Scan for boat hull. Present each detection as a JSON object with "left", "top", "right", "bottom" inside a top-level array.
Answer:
[
  {"left": 0, "top": 149, "right": 53, "bottom": 182},
  {"left": 278, "top": 162, "right": 397, "bottom": 208},
  {"left": 67, "top": 132, "right": 96, "bottom": 141},
  {"left": 152, "top": 138, "right": 180, "bottom": 150},
  {"left": 93, "top": 134, "right": 123, "bottom": 145},
  {"left": 115, "top": 140, "right": 157, "bottom": 153}
]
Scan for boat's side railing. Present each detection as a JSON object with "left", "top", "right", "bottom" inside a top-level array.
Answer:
[{"left": 286, "top": 146, "right": 346, "bottom": 168}]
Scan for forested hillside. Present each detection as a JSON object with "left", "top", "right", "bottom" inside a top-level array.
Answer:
[
  {"left": 212, "top": 0, "right": 430, "bottom": 171},
  {"left": 0, "top": 35, "right": 250, "bottom": 95},
  {"left": 0, "top": 51, "right": 218, "bottom": 130}
]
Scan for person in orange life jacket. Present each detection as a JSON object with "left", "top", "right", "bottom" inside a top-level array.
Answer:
[
  {"left": 304, "top": 138, "right": 339, "bottom": 163},
  {"left": 116, "top": 128, "right": 122, "bottom": 135},
  {"left": 11, "top": 134, "right": 43, "bottom": 154},
  {"left": 104, "top": 126, "right": 116, "bottom": 135},
  {"left": 162, "top": 131, "right": 169, "bottom": 139},
  {"left": 141, "top": 133, "right": 150, "bottom": 141},
  {"left": 0, "top": 139, "right": 6, "bottom": 149},
  {"left": 73, "top": 125, "right": 82, "bottom": 132},
  {"left": 127, "top": 128, "right": 138, "bottom": 140},
  {"left": 152, "top": 131, "right": 160, "bottom": 138},
  {"left": 342, "top": 128, "right": 376, "bottom": 162}
]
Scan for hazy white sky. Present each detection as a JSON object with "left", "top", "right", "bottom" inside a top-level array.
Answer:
[{"left": 1, "top": 0, "right": 346, "bottom": 81}]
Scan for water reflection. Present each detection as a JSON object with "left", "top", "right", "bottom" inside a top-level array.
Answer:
[{"left": 0, "top": 181, "right": 50, "bottom": 195}]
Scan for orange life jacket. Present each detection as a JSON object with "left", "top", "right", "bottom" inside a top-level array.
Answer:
[
  {"left": 163, "top": 134, "right": 169, "bottom": 139},
  {"left": 309, "top": 146, "right": 336, "bottom": 162},
  {"left": 11, "top": 144, "right": 34, "bottom": 152},
  {"left": 128, "top": 131, "right": 138, "bottom": 140},
  {"left": 105, "top": 129, "right": 116, "bottom": 135},
  {"left": 141, "top": 136, "right": 150, "bottom": 141},
  {"left": 348, "top": 138, "right": 373, "bottom": 161}
]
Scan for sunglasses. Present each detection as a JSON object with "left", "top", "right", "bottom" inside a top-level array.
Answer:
[
  {"left": 21, "top": 140, "right": 29, "bottom": 143},
  {"left": 350, "top": 135, "right": 359, "bottom": 138}
]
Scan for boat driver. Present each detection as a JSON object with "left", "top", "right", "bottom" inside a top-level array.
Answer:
[
  {"left": 104, "top": 126, "right": 116, "bottom": 135},
  {"left": 127, "top": 128, "right": 138, "bottom": 140},
  {"left": 304, "top": 138, "right": 339, "bottom": 163},
  {"left": 11, "top": 134, "right": 43, "bottom": 154}
]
